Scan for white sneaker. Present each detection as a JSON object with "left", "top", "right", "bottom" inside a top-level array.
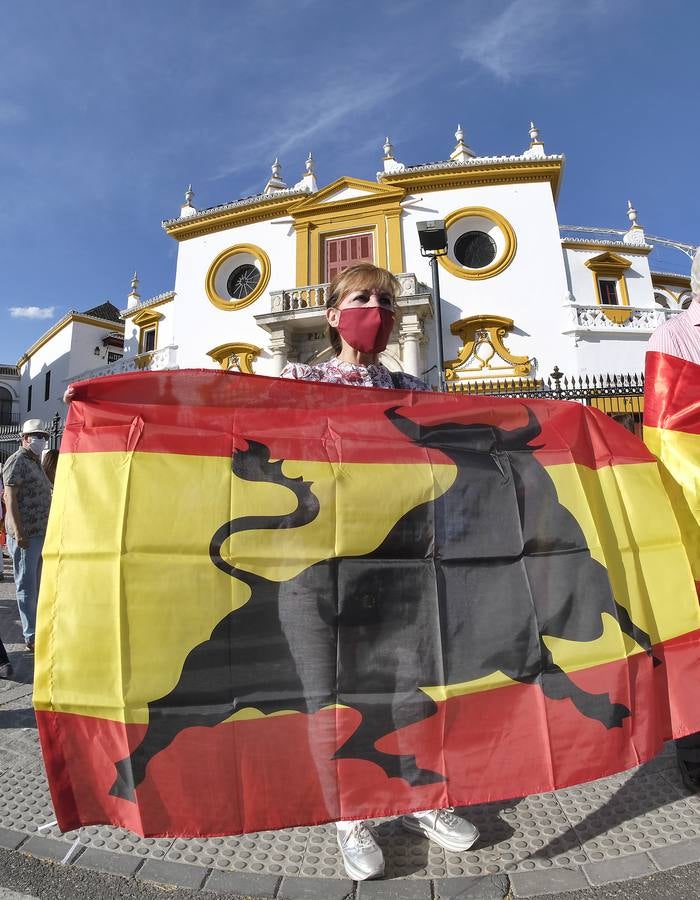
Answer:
[
  {"left": 401, "top": 807, "right": 479, "bottom": 852},
  {"left": 336, "top": 821, "right": 385, "bottom": 881}
]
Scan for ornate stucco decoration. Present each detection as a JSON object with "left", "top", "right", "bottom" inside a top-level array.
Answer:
[
  {"left": 207, "top": 342, "right": 262, "bottom": 374},
  {"left": 444, "top": 315, "right": 532, "bottom": 382}
]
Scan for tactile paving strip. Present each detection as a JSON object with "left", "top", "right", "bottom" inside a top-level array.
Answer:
[
  {"left": 4, "top": 715, "right": 700, "bottom": 878},
  {"left": 557, "top": 767, "right": 700, "bottom": 863},
  {"left": 166, "top": 828, "right": 311, "bottom": 875}
]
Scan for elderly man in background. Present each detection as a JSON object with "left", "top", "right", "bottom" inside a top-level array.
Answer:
[
  {"left": 647, "top": 247, "right": 700, "bottom": 791},
  {"left": 1, "top": 419, "right": 52, "bottom": 653}
]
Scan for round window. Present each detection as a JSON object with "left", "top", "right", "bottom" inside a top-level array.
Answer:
[
  {"left": 227, "top": 264, "right": 261, "bottom": 300},
  {"left": 205, "top": 243, "right": 271, "bottom": 311},
  {"left": 454, "top": 231, "right": 497, "bottom": 269}
]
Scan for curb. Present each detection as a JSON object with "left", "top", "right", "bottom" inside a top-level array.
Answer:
[{"left": 4, "top": 827, "right": 700, "bottom": 898}]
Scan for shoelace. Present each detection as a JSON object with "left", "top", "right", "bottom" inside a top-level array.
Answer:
[
  {"left": 434, "top": 807, "right": 462, "bottom": 828},
  {"left": 345, "top": 822, "right": 376, "bottom": 850}
]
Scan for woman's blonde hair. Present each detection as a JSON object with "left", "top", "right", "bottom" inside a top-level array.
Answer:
[{"left": 325, "top": 264, "right": 402, "bottom": 354}]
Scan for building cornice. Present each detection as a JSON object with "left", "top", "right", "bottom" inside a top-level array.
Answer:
[
  {"left": 651, "top": 271, "right": 692, "bottom": 289},
  {"left": 162, "top": 189, "right": 310, "bottom": 241},
  {"left": 561, "top": 237, "right": 653, "bottom": 255},
  {"left": 379, "top": 155, "right": 565, "bottom": 201},
  {"left": 17, "top": 313, "right": 125, "bottom": 369},
  {"left": 120, "top": 291, "right": 175, "bottom": 318}
]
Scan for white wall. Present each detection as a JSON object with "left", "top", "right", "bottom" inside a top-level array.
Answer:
[
  {"left": 400, "top": 180, "right": 571, "bottom": 380},
  {"left": 20, "top": 324, "right": 73, "bottom": 423},
  {"left": 563, "top": 247, "right": 654, "bottom": 308},
  {"left": 171, "top": 217, "right": 297, "bottom": 372}
]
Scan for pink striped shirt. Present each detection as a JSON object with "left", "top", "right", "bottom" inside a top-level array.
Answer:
[{"left": 647, "top": 299, "right": 700, "bottom": 364}]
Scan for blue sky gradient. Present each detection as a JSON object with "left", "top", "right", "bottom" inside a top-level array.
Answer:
[{"left": 1, "top": 0, "right": 698, "bottom": 362}]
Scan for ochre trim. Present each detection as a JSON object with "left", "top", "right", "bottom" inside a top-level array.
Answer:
[
  {"left": 121, "top": 293, "right": 174, "bottom": 319},
  {"left": 562, "top": 239, "right": 652, "bottom": 256},
  {"left": 205, "top": 244, "right": 271, "bottom": 312},
  {"left": 17, "top": 314, "right": 125, "bottom": 369},
  {"left": 585, "top": 253, "right": 632, "bottom": 323},
  {"left": 164, "top": 195, "right": 302, "bottom": 242},
  {"left": 291, "top": 177, "right": 405, "bottom": 284},
  {"left": 131, "top": 310, "right": 164, "bottom": 327},
  {"left": 651, "top": 272, "right": 692, "bottom": 290},
  {"left": 439, "top": 207, "right": 516, "bottom": 281},
  {"left": 135, "top": 310, "right": 161, "bottom": 355},
  {"left": 445, "top": 315, "right": 531, "bottom": 381},
  {"left": 207, "top": 342, "right": 262, "bottom": 374},
  {"left": 381, "top": 159, "right": 563, "bottom": 201}
]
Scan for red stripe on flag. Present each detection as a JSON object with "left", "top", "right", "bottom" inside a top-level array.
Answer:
[
  {"left": 61, "top": 371, "right": 654, "bottom": 469},
  {"left": 644, "top": 352, "right": 700, "bottom": 434},
  {"left": 37, "top": 629, "right": 700, "bottom": 838}
]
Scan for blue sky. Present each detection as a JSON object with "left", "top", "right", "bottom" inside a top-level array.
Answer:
[{"left": 1, "top": 0, "right": 698, "bottom": 363}]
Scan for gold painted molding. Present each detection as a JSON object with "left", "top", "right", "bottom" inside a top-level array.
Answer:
[
  {"left": 207, "top": 342, "right": 262, "bottom": 374},
  {"left": 439, "top": 207, "right": 517, "bottom": 281},
  {"left": 205, "top": 244, "right": 271, "bottom": 312},
  {"left": 651, "top": 272, "right": 691, "bottom": 290},
  {"left": 290, "top": 177, "right": 405, "bottom": 284},
  {"left": 585, "top": 252, "right": 632, "bottom": 324},
  {"left": 164, "top": 194, "right": 302, "bottom": 242},
  {"left": 381, "top": 159, "right": 564, "bottom": 201},
  {"left": 445, "top": 314, "right": 531, "bottom": 381},
  {"left": 562, "top": 239, "right": 651, "bottom": 256}
]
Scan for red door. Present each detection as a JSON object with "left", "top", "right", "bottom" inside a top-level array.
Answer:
[{"left": 324, "top": 233, "right": 374, "bottom": 281}]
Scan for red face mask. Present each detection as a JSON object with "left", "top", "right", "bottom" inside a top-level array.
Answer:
[{"left": 336, "top": 306, "right": 395, "bottom": 354}]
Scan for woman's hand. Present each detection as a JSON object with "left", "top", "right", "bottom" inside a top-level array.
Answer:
[{"left": 63, "top": 385, "right": 75, "bottom": 405}]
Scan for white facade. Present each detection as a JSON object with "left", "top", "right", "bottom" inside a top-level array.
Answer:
[
  {"left": 16, "top": 305, "right": 124, "bottom": 423},
  {"left": 51, "top": 125, "right": 694, "bottom": 391}
]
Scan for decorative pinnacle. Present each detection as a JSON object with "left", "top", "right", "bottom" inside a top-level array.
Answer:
[
  {"left": 383, "top": 136, "right": 394, "bottom": 159},
  {"left": 529, "top": 121, "right": 540, "bottom": 143},
  {"left": 271, "top": 157, "right": 282, "bottom": 178},
  {"left": 184, "top": 184, "right": 194, "bottom": 205},
  {"left": 455, "top": 124, "right": 464, "bottom": 142},
  {"left": 130, "top": 271, "right": 139, "bottom": 293},
  {"left": 627, "top": 200, "right": 638, "bottom": 226},
  {"left": 305, "top": 152, "right": 314, "bottom": 175}
]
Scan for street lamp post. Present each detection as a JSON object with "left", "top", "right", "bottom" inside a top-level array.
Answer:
[{"left": 417, "top": 220, "right": 449, "bottom": 391}]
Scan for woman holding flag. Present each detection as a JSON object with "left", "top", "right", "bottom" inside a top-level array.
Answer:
[{"left": 281, "top": 263, "right": 479, "bottom": 881}]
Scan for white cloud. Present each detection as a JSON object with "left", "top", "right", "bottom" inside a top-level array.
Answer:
[
  {"left": 458, "top": 0, "right": 615, "bottom": 82},
  {"left": 9, "top": 306, "right": 55, "bottom": 319}
]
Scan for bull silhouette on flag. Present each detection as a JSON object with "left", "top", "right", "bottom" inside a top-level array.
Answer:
[
  {"left": 33, "top": 371, "right": 700, "bottom": 837},
  {"left": 109, "top": 406, "right": 658, "bottom": 802}
]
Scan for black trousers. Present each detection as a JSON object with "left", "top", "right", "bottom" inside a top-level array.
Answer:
[{"left": 0, "top": 636, "right": 9, "bottom": 666}]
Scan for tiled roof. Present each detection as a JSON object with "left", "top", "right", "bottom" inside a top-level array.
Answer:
[{"left": 82, "top": 301, "right": 122, "bottom": 322}]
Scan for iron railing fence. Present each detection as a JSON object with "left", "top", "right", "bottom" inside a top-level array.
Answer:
[
  {"left": 0, "top": 413, "right": 64, "bottom": 464},
  {"left": 446, "top": 367, "right": 645, "bottom": 436}
]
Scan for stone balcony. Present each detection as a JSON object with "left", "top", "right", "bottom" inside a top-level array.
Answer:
[
  {"left": 256, "top": 274, "right": 434, "bottom": 376},
  {"left": 563, "top": 304, "right": 680, "bottom": 334},
  {"left": 66, "top": 344, "right": 179, "bottom": 384}
]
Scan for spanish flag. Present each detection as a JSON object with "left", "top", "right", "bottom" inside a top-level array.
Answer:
[
  {"left": 644, "top": 351, "right": 700, "bottom": 595},
  {"left": 34, "top": 371, "right": 700, "bottom": 837}
]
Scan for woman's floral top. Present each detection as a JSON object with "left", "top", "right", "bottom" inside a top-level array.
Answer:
[{"left": 280, "top": 358, "right": 430, "bottom": 391}]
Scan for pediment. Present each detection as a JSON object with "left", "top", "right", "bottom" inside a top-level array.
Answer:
[
  {"left": 584, "top": 251, "right": 632, "bottom": 271},
  {"left": 291, "top": 177, "right": 404, "bottom": 215}
]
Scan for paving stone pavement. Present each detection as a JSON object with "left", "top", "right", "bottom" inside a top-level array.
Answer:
[{"left": 3, "top": 555, "right": 700, "bottom": 898}]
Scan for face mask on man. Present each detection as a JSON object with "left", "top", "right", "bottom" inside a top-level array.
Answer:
[
  {"left": 27, "top": 437, "right": 47, "bottom": 457},
  {"left": 336, "top": 306, "right": 395, "bottom": 354}
]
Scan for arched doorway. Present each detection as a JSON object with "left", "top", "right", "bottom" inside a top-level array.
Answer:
[{"left": 0, "top": 386, "right": 13, "bottom": 425}]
